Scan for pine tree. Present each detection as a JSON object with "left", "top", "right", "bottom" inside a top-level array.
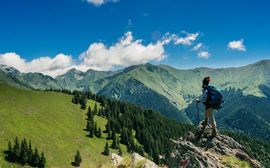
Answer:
[
  {"left": 87, "top": 106, "right": 93, "bottom": 121},
  {"left": 89, "top": 124, "right": 94, "bottom": 138},
  {"left": 32, "top": 147, "right": 40, "bottom": 167},
  {"left": 97, "top": 127, "right": 102, "bottom": 138},
  {"left": 28, "top": 140, "right": 33, "bottom": 165},
  {"left": 103, "top": 142, "right": 110, "bottom": 156},
  {"left": 72, "top": 92, "right": 80, "bottom": 104},
  {"left": 86, "top": 121, "right": 91, "bottom": 131},
  {"left": 13, "top": 137, "right": 20, "bottom": 162},
  {"left": 118, "top": 145, "right": 122, "bottom": 156},
  {"left": 7, "top": 141, "right": 13, "bottom": 161},
  {"left": 93, "top": 103, "right": 98, "bottom": 115},
  {"left": 39, "top": 152, "right": 46, "bottom": 168},
  {"left": 112, "top": 132, "right": 118, "bottom": 149},
  {"left": 20, "top": 138, "right": 28, "bottom": 165},
  {"left": 94, "top": 121, "right": 98, "bottom": 136},
  {"left": 73, "top": 150, "right": 82, "bottom": 167},
  {"left": 80, "top": 95, "right": 87, "bottom": 110}
]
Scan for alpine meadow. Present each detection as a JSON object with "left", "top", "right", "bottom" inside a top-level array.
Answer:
[{"left": 1, "top": 0, "right": 270, "bottom": 167}]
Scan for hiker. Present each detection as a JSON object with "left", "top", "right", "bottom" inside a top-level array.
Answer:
[{"left": 196, "top": 76, "right": 218, "bottom": 137}]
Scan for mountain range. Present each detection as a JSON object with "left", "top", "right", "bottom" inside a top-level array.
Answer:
[{"left": 1, "top": 60, "right": 270, "bottom": 141}]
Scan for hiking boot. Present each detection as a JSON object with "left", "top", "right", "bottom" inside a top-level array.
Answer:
[
  {"left": 201, "top": 119, "right": 208, "bottom": 130},
  {"left": 210, "top": 129, "right": 217, "bottom": 137}
]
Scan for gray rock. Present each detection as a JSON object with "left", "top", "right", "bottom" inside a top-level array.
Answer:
[{"left": 168, "top": 126, "right": 264, "bottom": 168}]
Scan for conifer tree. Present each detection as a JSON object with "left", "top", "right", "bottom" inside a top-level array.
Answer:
[
  {"left": 112, "top": 132, "right": 118, "bottom": 149},
  {"left": 93, "top": 103, "right": 98, "bottom": 115},
  {"left": 97, "top": 127, "right": 102, "bottom": 138},
  {"left": 87, "top": 106, "right": 93, "bottom": 121},
  {"left": 103, "top": 142, "right": 109, "bottom": 156},
  {"left": 28, "top": 140, "right": 33, "bottom": 165},
  {"left": 13, "top": 137, "right": 20, "bottom": 162},
  {"left": 80, "top": 95, "right": 87, "bottom": 110},
  {"left": 20, "top": 138, "right": 28, "bottom": 165},
  {"left": 32, "top": 147, "right": 40, "bottom": 167},
  {"left": 7, "top": 141, "right": 13, "bottom": 161},
  {"left": 86, "top": 121, "right": 91, "bottom": 131},
  {"left": 118, "top": 145, "right": 122, "bottom": 156},
  {"left": 94, "top": 121, "right": 98, "bottom": 136},
  {"left": 73, "top": 150, "right": 82, "bottom": 167},
  {"left": 89, "top": 124, "right": 94, "bottom": 138},
  {"left": 39, "top": 152, "right": 46, "bottom": 168}
]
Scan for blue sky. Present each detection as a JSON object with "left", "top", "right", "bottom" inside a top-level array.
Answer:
[{"left": 0, "top": 0, "right": 270, "bottom": 76}]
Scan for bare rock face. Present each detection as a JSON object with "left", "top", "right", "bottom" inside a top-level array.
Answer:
[
  {"left": 111, "top": 152, "right": 159, "bottom": 168},
  {"left": 168, "top": 126, "right": 264, "bottom": 168},
  {"left": 111, "top": 153, "right": 124, "bottom": 166},
  {"left": 132, "top": 153, "right": 159, "bottom": 168}
]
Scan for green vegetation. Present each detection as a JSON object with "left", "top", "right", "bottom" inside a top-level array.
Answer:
[
  {"left": 4, "top": 137, "right": 46, "bottom": 168},
  {"left": 0, "top": 84, "right": 129, "bottom": 167},
  {"left": 72, "top": 150, "right": 82, "bottom": 167},
  {"left": 103, "top": 142, "right": 110, "bottom": 156},
  {"left": 219, "top": 155, "right": 251, "bottom": 168},
  {"left": 222, "top": 131, "right": 270, "bottom": 167},
  {"left": 2, "top": 61, "right": 270, "bottom": 142},
  {"left": 72, "top": 91, "right": 196, "bottom": 165}
]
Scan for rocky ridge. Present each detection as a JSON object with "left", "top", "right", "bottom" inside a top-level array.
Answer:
[{"left": 168, "top": 126, "right": 264, "bottom": 168}]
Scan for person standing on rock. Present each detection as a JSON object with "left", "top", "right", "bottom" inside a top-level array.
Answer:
[{"left": 196, "top": 76, "right": 222, "bottom": 137}]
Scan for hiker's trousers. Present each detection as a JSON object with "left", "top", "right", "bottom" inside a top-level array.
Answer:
[{"left": 205, "top": 107, "right": 216, "bottom": 130}]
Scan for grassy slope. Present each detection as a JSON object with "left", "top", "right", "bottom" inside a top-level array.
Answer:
[{"left": 0, "top": 84, "right": 128, "bottom": 168}]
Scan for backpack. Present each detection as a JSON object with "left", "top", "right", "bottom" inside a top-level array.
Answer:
[{"left": 207, "top": 85, "right": 223, "bottom": 109}]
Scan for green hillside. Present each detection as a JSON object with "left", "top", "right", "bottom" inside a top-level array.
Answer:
[
  {"left": 1, "top": 60, "right": 270, "bottom": 142},
  {"left": 0, "top": 84, "right": 129, "bottom": 167}
]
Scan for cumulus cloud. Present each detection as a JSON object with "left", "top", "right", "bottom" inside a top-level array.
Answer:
[
  {"left": 0, "top": 31, "right": 200, "bottom": 77},
  {"left": 198, "top": 51, "right": 210, "bottom": 59},
  {"left": 192, "top": 43, "right": 203, "bottom": 51},
  {"left": 162, "top": 31, "right": 199, "bottom": 46},
  {"left": 228, "top": 39, "right": 246, "bottom": 51},
  {"left": 79, "top": 32, "right": 166, "bottom": 71},
  {"left": 84, "top": 0, "right": 119, "bottom": 6},
  {"left": 0, "top": 53, "right": 73, "bottom": 77}
]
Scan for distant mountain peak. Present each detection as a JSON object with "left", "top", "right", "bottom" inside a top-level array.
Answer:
[
  {"left": 66, "top": 68, "right": 84, "bottom": 74},
  {"left": 252, "top": 59, "right": 270, "bottom": 66},
  {"left": 0, "top": 64, "right": 20, "bottom": 76}
]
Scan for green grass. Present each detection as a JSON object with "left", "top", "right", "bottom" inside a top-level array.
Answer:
[
  {"left": 219, "top": 155, "right": 252, "bottom": 168},
  {"left": 0, "top": 84, "right": 129, "bottom": 167}
]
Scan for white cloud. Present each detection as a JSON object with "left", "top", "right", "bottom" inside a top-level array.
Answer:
[
  {"left": 174, "top": 32, "right": 199, "bottom": 45},
  {"left": 198, "top": 51, "right": 210, "bottom": 59},
  {"left": 228, "top": 39, "right": 246, "bottom": 51},
  {"left": 79, "top": 31, "right": 166, "bottom": 71},
  {"left": 0, "top": 31, "right": 167, "bottom": 76},
  {"left": 0, "top": 53, "right": 73, "bottom": 77},
  {"left": 162, "top": 32, "right": 199, "bottom": 46},
  {"left": 192, "top": 43, "right": 203, "bottom": 51},
  {"left": 84, "top": 0, "right": 119, "bottom": 6},
  {"left": 0, "top": 31, "right": 200, "bottom": 77}
]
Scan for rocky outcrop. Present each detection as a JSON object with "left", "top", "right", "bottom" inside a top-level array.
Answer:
[
  {"left": 168, "top": 126, "right": 264, "bottom": 168},
  {"left": 111, "top": 153, "right": 159, "bottom": 168},
  {"left": 132, "top": 153, "right": 158, "bottom": 168}
]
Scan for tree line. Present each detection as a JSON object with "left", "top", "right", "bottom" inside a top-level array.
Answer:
[
  {"left": 5, "top": 137, "right": 46, "bottom": 168},
  {"left": 71, "top": 90, "right": 195, "bottom": 165},
  {"left": 85, "top": 103, "right": 123, "bottom": 157}
]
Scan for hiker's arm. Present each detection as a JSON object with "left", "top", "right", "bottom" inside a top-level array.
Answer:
[{"left": 201, "top": 89, "right": 208, "bottom": 104}]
